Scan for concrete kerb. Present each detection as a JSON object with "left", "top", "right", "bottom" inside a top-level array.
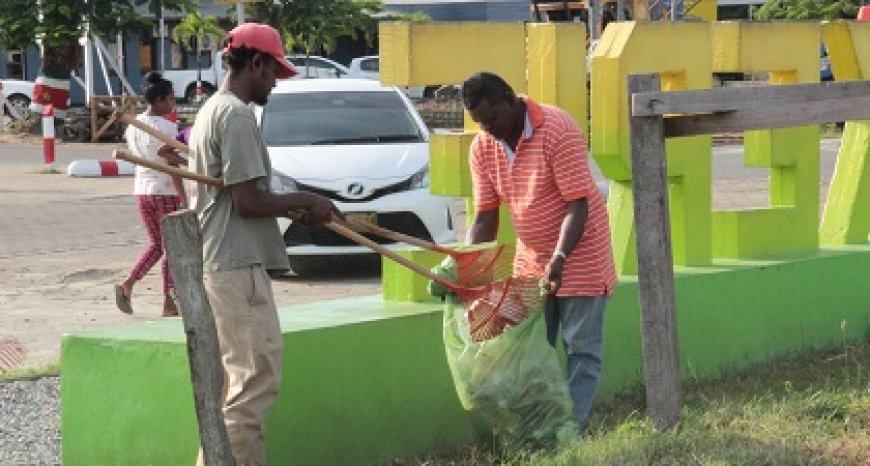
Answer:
[{"left": 67, "top": 159, "right": 135, "bottom": 177}]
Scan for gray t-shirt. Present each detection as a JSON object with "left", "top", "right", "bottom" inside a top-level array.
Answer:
[{"left": 189, "top": 90, "right": 289, "bottom": 272}]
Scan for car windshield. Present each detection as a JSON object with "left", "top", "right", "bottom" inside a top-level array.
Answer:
[{"left": 261, "top": 91, "right": 424, "bottom": 146}]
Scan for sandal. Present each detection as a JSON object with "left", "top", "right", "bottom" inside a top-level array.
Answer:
[
  {"left": 114, "top": 284, "right": 134, "bottom": 314},
  {"left": 161, "top": 291, "right": 179, "bottom": 317}
]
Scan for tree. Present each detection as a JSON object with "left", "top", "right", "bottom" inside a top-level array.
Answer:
[
  {"left": 0, "top": 0, "right": 195, "bottom": 114},
  {"left": 250, "top": 0, "right": 385, "bottom": 58},
  {"left": 172, "top": 11, "right": 224, "bottom": 102},
  {"left": 754, "top": 0, "right": 860, "bottom": 21}
]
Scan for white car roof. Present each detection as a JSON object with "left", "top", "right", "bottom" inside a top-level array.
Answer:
[{"left": 273, "top": 78, "right": 396, "bottom": 94}]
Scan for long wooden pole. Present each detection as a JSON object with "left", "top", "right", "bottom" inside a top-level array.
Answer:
[
  {"left": 162, "top": 210, "right": 236, "bottom": 466},
  {"left": 117, "top": 110, "right": 189, "bottom": 153},
  {"left": 113, "top": 149, "right": 222, "bottom": 187},
  {"left": 628, "top": 73, "right": 681, "bottom": 430}
]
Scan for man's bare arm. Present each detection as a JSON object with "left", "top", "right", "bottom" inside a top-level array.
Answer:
[
  {"left": 546, "top": 198, "right": 588, "bottom": 293},
  {"left": 229, "top": 179, "right": 339, "bottom": 225},
  {"left": 468, "top": 208, "right": 499, "bottom": 244}
]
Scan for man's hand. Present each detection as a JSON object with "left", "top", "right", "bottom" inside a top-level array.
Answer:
[
  {"left": 544, "top": 255, "right": 565, "bottom": 295},
  {"left": 290, "top": 192, "right": 343, "bottom": 227}
]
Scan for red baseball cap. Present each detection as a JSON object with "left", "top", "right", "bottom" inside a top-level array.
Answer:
[{"left": 223, "top": 23, "right": 297, "bottom": 79}]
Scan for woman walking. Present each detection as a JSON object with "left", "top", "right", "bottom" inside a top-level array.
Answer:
[{"left": 115, "top": 71, "right": 187, "bottom": 317}]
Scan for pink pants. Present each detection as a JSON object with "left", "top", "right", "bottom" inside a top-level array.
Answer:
[{"left": 129, "top": 195, "right": 182, "bottom": 294}]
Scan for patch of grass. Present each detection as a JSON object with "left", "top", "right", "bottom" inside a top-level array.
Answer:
[
  {"left": 31, "top": 166, "right": 61, "bottom": 174},
  {"left": 0, "top": 361, "right": 60, "bottom": 381},
  {"left": 407, "top": 343, "right": 868, "bottom": 465}
]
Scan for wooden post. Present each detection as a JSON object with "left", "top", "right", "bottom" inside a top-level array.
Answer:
[
  {"left": 631, "top": 0, "right": 650, "bottom": 20},
  {"left": 162, "top": 210, "right": 236, "bottom": 466},
  {"left": 628, "top": 74, "right": 682, "bottom": 430}
]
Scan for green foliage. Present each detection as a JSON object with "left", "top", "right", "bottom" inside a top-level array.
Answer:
[
  {"left": 0, "top": 0, "right": 195, "bottom": 49},
  {"left": 250, "top": 0, "right": 385, "bottom": 55},
  {"left": 0, "top": 0, "right": 39, "bottom": 48},
  {"left": 4, "top": 111, "right": 40, "bottom": 134},
  {"left": 754, "top": 0, "right": 861, "bottom": 21},
  {"left": 171, "top": 11, "right": 225, "bottom": 52}
]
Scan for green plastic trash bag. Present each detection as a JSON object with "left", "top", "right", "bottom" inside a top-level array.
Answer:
[
  {"left": 443, "top": 295, "right": 578, "bottom": 452},
  {"left": 427, "top": 256, "right": 458, "bottom": 299}
]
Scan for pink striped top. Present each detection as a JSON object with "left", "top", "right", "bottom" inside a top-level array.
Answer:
[{"left": 470, "top": 97, "right": 617, "bottom": 297}]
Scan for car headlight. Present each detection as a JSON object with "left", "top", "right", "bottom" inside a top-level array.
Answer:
[
  {"left": 270, "top": 172, "right": 298, "bottom": 194},
  {"left": 409, "top": 165, "right": 429, "bottom": 190}
]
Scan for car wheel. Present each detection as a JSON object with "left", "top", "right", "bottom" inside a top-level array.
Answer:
[
  {"left": 266, "top": 269, "right": 289, "bottom": 279},
  {"left": 5, "top": 94, "right": 31, "bottom": 118},
  {"left": 287, "top": 256, "right": 328, "bottom": 276},
  {"left": 60, "top": 123, "right": 89, "bottom": 142},
  {"left": 185, "top": 83, "right": 216, "bottom": 103}
]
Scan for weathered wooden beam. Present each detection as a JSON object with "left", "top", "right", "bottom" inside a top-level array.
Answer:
[
  {"left": 663, "top": 95, "right": 870, "bottom": 137},
  {"left": 162, "top": 210, "right": 235, "bottom": 466},
  {"left": 628, "top": 74, "right": 682, "bottom": 430},
  {"left": 632, "top": 80, "right": 870, "bottom": 117}
]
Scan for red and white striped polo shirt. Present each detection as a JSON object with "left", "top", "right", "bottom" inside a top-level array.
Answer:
[{"left": 470, "top": 97, "right": 617, "bottom": 297}]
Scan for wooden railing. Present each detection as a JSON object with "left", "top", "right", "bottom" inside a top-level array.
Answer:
[{"left": 628, "top": 75, "right": 870, "bottom": 430}]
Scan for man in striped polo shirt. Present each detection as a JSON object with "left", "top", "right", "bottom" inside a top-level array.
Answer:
[{"left": 462, "top": 71, "right": 617, "bottom": 433}]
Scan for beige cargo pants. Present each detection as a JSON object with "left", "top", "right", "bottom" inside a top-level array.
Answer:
[{"left": 196, "top": 264, "right": 283, "bottom": 466}]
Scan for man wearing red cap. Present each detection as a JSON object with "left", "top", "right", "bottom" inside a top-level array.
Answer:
[{"left": 187, "top": 22, "right": 340, "bottom": 465}]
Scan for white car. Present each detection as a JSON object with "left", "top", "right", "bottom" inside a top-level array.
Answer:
[
  {"left": 257, "top": 79, "right": 457, "bottom": 274},
  {"left": 1, "top": 79, "right": 35, "bottom": 117},
  {"left": 347, "top": 55, "right": 448, "bottom": 99},
  {"left": 285, "top": 54, "right": 349, "bottom": 80}
]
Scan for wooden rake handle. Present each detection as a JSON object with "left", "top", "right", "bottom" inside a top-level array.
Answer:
[
  {"left": 113, "top": 149, "right": 223, "bottom": 188},
  {"left": 117, "top": 111, "right": 190, "bottom": 154},
  {"left": 114, "top": 148, "right": 456, "bottom": 289},
  {"left": 323, "top": 221, "right": 454, "bottom": 287},
  {"left": 342, "top": 217, "right": 452, "bottom": 254}
]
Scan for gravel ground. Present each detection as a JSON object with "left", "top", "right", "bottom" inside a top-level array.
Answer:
[{"left": 0, "top": 376, "right": 60, "bottom": 465}]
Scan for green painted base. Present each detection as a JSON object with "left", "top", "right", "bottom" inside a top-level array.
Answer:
[{"left": 62, "top": 247, "right": 870, "bottom": 465}]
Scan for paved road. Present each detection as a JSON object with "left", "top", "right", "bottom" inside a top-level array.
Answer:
[
  {"left": 0, "top": 140, "right": 379, "bottom": 367},
  {"left": 0, "top": 137, "right": 843, "bottom": 367}
]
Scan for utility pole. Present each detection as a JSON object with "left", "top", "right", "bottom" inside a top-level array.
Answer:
[
  {"left": 588, "top": 0, "right": 600, "bottom": 40},
  {"left": 236, "top": 3, "right": 245, "bottom": 25},
  {"left": 158, "top": 1, "right": 165, "bottom": 71}
]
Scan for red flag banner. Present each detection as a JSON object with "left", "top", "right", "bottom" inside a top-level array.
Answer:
[{"left": 32, "top": 74, "right": 70, "bottom": 111}]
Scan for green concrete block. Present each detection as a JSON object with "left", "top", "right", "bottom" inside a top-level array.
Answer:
[
  {"left": 608, "top": 180, "right": 638, "bottom": 275},
  {"left": 62, "top": 248, "right": 870, "bottom": 465},
  {"left": 712, "top": 125, "right": 821, "bottom": 259},
  {"left": 598, "top": 247, "right": 870, "bottom": 397},
  {"left": 382, "top": 247, "right": 447, "bottom": 302},
  {"left": 821, "top": 121, "right": 870, "bottom": 245},
  {"left": 713, "top": 207, "right": 818, "bottom": 259},
  {"left": 62, "top": 296, "right": 479, "bottom": 466},
  {"left": 430, "top": 132, "right": 475, "bottom": 197}
]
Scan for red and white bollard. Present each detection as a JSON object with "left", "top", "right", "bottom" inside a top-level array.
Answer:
[{"left": 42, "top": 104, "right": 55, "bottom": 167}]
